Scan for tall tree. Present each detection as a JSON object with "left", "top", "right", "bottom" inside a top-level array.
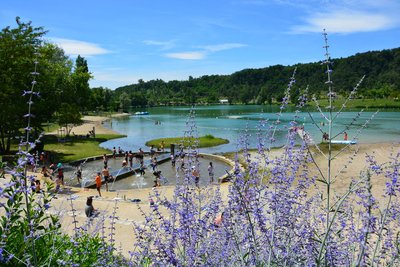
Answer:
[
  {"left": 73, "top": 55, "right": 92, "bottom": 112},
  {"left": 32, "top": 43, "right": 74, "bottom": 134},
  {"left": 0, "top": 17, "right": 47, "bottom": 154}
]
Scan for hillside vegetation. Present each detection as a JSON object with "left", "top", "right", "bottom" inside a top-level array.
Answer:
[{"left": 109, "top": 47, "right": 400, "bottom": 107}]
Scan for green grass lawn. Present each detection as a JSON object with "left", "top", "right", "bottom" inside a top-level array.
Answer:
[
  {"left": 42, "top": 122, "right": 60, "bottom": 133},
  {"left": 43, "top": 134, "right": 126, "bottom": 162},
  {"left": 312, "top": 98, "right": 400, "bottom": 110},
  {"left": 145, "top": 135, "right": 229, "bottom": 149}
]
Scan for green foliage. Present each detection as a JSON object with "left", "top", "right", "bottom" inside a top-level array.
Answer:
[
  {"left": 145, "top": 135, "right": 229, "bottom": 148},
  {"left": 49, "top": 232, "right": 128, "bottom": 266},
  {"left": 73, "top": 55, "right": 92, "bottom": 112},
  {"left": 314, "top": 98, "right": 400, "bottom": 109},
  {"left": 0, "top": 18, "right": 93, "bottom": 155},
  {"left": 109, "top": 48, "right": 400, "bottom": 108},
  {"left": 56, "top": 103, "right": 83, "bottom": 135},
  {"left": 43, "top": 133, "right": 126, "bottom": 162},
  {"left": 0, "top": 168, "right": 61, "bottom": 266},
  {"left": 0, "top": 17, "right": 47, "bottom": 154},
  {"left": 89, "top": 87, "right": 116, "bottom": 111}
]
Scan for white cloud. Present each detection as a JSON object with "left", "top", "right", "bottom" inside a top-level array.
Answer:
[
  {"left": 164, "top": 43, "right": 246, "bottom": 60},
  {"left": 200, "top": 43, "right": 247, "bottom": 52},
  {"left": 143, "top": 40, "right": 175, "bottom": 50},
  {"left": 283, "top": 0, "right": 400, "bottom": 34},
  {"left": 165, "top": 51, "right": 206, "bottom": 60},
  {"left": 292, "top": 10, "right": 397, "bottom": 33},
  {"left": 50, "top": 38, "right": 111, "bottom": 57}
]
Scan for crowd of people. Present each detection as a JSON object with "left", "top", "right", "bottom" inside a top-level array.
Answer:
[
  {"left": 34, "top": 143, "right": 219, "bottom": 219},
  {"left": 37, "top": 160, "right": 64, "bottom": 193}
]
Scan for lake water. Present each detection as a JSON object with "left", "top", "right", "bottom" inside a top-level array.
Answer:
[{"left": 100, "top": 105, "right": 400, "bottom": 153}]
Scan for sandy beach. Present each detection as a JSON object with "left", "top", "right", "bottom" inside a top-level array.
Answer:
[
  {"left": 48, "top": 113, "right": 130, "bottom": 136},
  {"left": 3, "top": 115, "right": 399, "bottom": 258}
]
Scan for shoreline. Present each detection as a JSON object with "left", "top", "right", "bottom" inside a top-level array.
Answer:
[{"left": 48, "top": 113, "right": 130, "bottom": 136}]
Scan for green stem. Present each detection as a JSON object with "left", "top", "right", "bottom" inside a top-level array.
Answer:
[{"left": 371, "top": 193, "right": 393, "bottom": 266}]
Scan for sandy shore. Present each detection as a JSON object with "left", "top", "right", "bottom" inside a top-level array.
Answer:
[
  {"left": 37, "top": 141, "right": 398, "bottom": 258},
  {"left": 4, "top": 113, "right": 399, "bottom": 258},
  {"left": 49, "top": 113, "right": 129, "bottom": 136}
]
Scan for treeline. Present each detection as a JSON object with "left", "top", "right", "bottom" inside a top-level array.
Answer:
[{"left": 108, "top": 47, "right": 400, "bottom": 109}]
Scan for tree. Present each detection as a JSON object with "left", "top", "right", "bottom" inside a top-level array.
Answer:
[
  {"left": 31, "top": 43, "right": 74, "bottom": 134},
  {"left": 72, "top": 55, "right": 92, "bottom": 112},
  {"left": 56, "top": 103, "right": 82, "bottom": 135},
  {"left": 119, "top": 92, "right": 131, "bottom": 112},
  {"left": 0, "top": 17, "right": 47, "bottom": 154},
  {"left": 0, "top": 18, "right": 92, "bottom": 154}
]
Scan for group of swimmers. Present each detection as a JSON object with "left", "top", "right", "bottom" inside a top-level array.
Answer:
[{"left": 170, "top": 149, "right": 215, "bottom": 185}]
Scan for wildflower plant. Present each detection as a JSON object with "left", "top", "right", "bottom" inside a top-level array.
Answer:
[
  {"left": 0, "top": 48, "right": 126, "bottom": 267},
  {"left": 128, "top": 31, "right": 399, "bottom": 267},
  {"left": 0, "top": 52, "right": 60, "bottom": 266}
]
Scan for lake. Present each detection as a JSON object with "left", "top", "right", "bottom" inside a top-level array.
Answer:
[{"left": 100, "top": 105, "right": 400, "bottom": 153}]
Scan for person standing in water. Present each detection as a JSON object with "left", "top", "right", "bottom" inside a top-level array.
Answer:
[
  {"left": 208, "top": 162, "right": 214, "bottom": 183},
  {"left": 112, "top": 147, "right": 117, "bottom": 159},
  {"left": 76, "top": 166, "right": 82, "bottom": 184},
  {"left": 103, "top": 154, "right": 108, "bottom": 168},
  {"left": 160, "top": 140, "right": 165, "bottom": 152},
  {"left": 102, "top": 167, "right": 110, "bottom": 192}
]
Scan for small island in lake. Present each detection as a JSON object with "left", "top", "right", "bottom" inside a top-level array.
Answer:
[{"left": 145, "top": 135, "right": 229, "bottom": 149}]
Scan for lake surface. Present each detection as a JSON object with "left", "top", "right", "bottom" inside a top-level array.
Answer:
[{"left": 100, "top": 105, "right": 400, "bottom": 153}]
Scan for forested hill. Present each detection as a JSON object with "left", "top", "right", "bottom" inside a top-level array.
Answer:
[{"left": 114, "top": 47, "right": 400, "bottom": 106}]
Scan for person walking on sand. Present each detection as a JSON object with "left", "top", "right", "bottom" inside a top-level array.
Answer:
[
  {"left": 102, "top": 166, "right": 110, "bottom": 192},
  {"left": 95, "top": 172, "right": 102, "bottom": 197}
]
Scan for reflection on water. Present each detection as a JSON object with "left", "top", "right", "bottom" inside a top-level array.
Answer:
[{"left": 63, "top": 156, "right": 232, "bottom": 190}]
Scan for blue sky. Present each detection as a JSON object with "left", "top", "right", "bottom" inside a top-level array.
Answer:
[{"left": 2, "top": 0, "right": 400, "bottom": 89}]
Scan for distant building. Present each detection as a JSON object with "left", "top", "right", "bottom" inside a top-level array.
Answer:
[{"left": 219, "top": 99, "right": 229, "bottom": 104}]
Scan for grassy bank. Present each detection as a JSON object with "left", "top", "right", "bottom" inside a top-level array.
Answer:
[
  {"left": 312, "top": 98, "right": 400, "bottom": 110},
  {"left": 44, "top": 134, "right": 126, "bottom": 162},
  {"left": 145, "top": 135, "right": 229, "bottom": 149}
]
